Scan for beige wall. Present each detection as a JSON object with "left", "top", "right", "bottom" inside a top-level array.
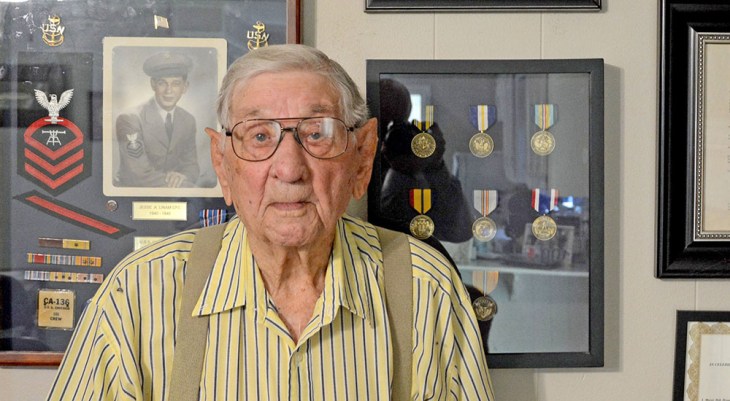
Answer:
[{"left": 4, "top": 0, "right": 730, "bottom": 400}]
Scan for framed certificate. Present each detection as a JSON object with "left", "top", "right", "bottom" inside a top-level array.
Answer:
[
  {"left": 674, "top": 311, "right": 730, "bottom": 401},
  {"left": 0, "top": 0, "right": 300, "bottom": 366},
  {"left": 657, "top": 0, "right": 730, "bottom": 277},
  {"left": 367, "top": 59, "right": 604, "bottom": 368},
  {"left": 365, "top": 0, "right": 601, "bottom": 12}
]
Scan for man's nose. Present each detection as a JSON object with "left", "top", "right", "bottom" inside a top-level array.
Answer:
[{"left": 269, "top": 131, "right": 308, "bottom": 181}]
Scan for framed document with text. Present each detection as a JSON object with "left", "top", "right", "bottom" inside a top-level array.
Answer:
[
  {"left": 658, "top": 0, "right": 730, "bottom": 277},
  {"left": 0, "top": 0, "right": 300, "bottom": 366},
  {"left": 365, "top": 0, "right": 601, "bottom": 12},
  {"left": 674, "top": 311, "right": 730, "bottom": 401}
]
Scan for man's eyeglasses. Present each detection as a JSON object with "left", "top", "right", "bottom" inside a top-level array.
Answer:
[{"left": 224, "top": 117, "right": 355, "bottom": 161}]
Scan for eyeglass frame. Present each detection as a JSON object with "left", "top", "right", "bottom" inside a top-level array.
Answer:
[{"left": 224, "top": 116, "right": 357, "bottom": 162}]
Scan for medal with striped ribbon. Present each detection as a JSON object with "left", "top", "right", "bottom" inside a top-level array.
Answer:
[
  {"left": 531, "top": 188, "right": 559, "bottom": 240},
  {"left": 411, "top": 105, "right": 436, "bottom": 158},
  {"left": 531, "top": 104, "right": 556, "bottom": 156},
  {"left": 472, "top": 190, "right": 498, "bottom": 242},
  {"left": 409, "top": 188, "right": 434, "bottom": 239},
  {"left": 471, "top": 270, "right": 499, "bottom": 321},
  {"left": 469, "top": 105, "right": 496, "bottom": 158}
]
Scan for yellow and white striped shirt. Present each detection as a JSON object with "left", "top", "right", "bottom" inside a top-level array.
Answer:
[{"left": 47, "top": 215, "right": 495, "bottom": 401}]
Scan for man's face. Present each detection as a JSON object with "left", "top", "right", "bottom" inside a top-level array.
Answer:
[
  {"left": 207, "top": 71, "right": 378, "bottom": 249},
  {"left": 150, "top": 76, "right": 188, "bottom": 111}
]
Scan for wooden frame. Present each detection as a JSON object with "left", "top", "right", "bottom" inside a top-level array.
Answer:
[
  {"left": 367, "top": 58, "right": 604, "bottom": 368},
  {"left": 0, "top": 0, "right": 300, "bottom": 366},
  {"left": 365, "top": 0, "right": 601, "bottom": 12},
  {"left": 657, "top": 0, "right": 730, "bottom": 278},
  {"left": 673, "top": 310, "right": 730, "bottom": 401}
]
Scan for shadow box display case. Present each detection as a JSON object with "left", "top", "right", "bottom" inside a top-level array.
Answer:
[
  {"left": 0, "top": 0, "right": 299, "bottom": 366},
  {"left": 367, "top": 59, "right": 604, "bottom": 368}
]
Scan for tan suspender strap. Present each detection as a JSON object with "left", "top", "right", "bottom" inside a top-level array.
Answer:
[
  {"left": 168, "top": 223, "right": 226, "bottom": 401},
  {"left": 376, "top": 226, "right": 413, "bottom": 401},
  {"left": 168, "top": 223, "right": 412, "bottom": 401}
]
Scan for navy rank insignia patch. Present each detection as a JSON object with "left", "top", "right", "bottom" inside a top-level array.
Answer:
[{"left": 19, "top": 88, "right": 90, "bottom": 195}]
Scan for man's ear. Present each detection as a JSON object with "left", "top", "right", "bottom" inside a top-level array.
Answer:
[
  {"left": 206, "top": 127, "right": 233, "bottom": 206},
  {"left": 351, "top": 118, "right": 379, "bottom": 200}
]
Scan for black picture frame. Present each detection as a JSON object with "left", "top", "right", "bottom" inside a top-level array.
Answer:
[
  {"left": 366, "top": 58, "right": 604, "bottom": 368},
  {"left": 0, "top": 0, "right": 300, "bottom": 367},
  {"left": 657, "top": 1, "right": 730, "bottom": 278},
  {"left": 673, "top": 310, "right": 730, "bottom": 401},
  {"left": 365, "top": 0, "right": 601, "bottom": 12}
]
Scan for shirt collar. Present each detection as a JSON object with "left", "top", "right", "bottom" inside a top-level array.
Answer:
[
  {"left": 153, "top": 99, "right": 176, "bottom": 121},
  {"left": 192, "top": 216, "right": 376, "bottom": 327}
]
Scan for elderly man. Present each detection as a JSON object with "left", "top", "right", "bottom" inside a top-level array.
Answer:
[
  {"left": 114, "top": 51, "right": 200, "bottom": 188},
  {"left": 47, "top": 45, "right": 494, "bottom": 401}
]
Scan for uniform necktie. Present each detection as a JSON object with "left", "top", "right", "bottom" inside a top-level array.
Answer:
[{"left": 165, "top": 112, "right": 173, "bottom": 140}]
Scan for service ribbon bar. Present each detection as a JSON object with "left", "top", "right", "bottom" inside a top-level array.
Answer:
[
  {"left": 199, "top": 209, "right": 229, "bottom": 227},
  {"left": 27, "top": 252, "right": 102, "bottom": 267},
  {"left": 470, "top": 105, "right": 496, "bottom": 132},
  {"left": 534, "top": 104, "right": 555, "bottom": 130},
  {"left": 39, "top": 237, "right": 90, "bottom": 250},
  {"left": 409, "top": 189, "right": 432, "bottom": 214},
  {"left": 531, "top": 188, "right": 559, "bottom": 214},
  {"left": 474, "top": 190, "right": 497, "bottom": 217},
  {"left": 24, "top": 270, "right": 103, "bottom": 283}
]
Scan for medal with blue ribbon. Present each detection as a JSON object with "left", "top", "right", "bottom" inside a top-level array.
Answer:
[
  {"left": 531, "top": 188, "right": 559, "bottom": 240},
  {"left": 411, "top": 105, "right": 436, "bottom": 158},
  {"left": 469, "top": 105, "right": 496, "bottom": 158},
  {"left": 409, "top": 188, "right": 434, "bottom": 239},
  {"left": 472, "top": 190, "right": 498, "bottom": 242},
  {"left": 531, "top": 104, "right": 556, "bottom": 156}
]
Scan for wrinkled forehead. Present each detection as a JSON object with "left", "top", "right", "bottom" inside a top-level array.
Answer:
[{"left": 230, "top": 71, "right": 343, "bottom": 120}]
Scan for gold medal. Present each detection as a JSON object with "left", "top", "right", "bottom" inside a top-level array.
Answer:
[
  {"left": 409, "top": 214, "right": 434, "bottom": 240},
  {"left": 530, "top": 130, "right": 555, "bottom": 156},
  {"left": 532, "top": 215, "right": 557, "bottom": 241},
  {"left": 469, "top": 132, "right": 494, "bottom": 158},
  {"left": 472, "top": 295, "right": 498, "bottom": 321},
  {"left": 411, "top": 132, "right": 436, "bottom": 158},
  {"left": 472, "top": 216, "right": 497, "bottom": 242}
]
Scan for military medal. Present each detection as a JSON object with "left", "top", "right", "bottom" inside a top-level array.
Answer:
[
  {"left": 471, "top": 270, "right": 499, "bottom": 321},
  {"left": 531, "top": 104, "right": 556, "bottom": 156},
  {"left": 469, "top": 105, "right": 496, "bottom": 158},
  {"left": 472, "top": 190, "right": 498, "bottom": 242},
  {"left": 531, "top": 188, "right": 559, "bottom": 241},
  {"left": 409, "top": 189, "right": 435, "bottom": 239},
  {"left": 411, "top": 105, "right": 436, "bottom": 158}
]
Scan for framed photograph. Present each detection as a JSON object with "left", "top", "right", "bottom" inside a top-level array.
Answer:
[
  {"left": 0, "top": 0, "right": 300, "bottom": 366},
  {"left": 657, "top": 0, "right": 730, "bottom": 278},
  {"left": 102, "top": 37, "right": 226, "bottom": 198},
  {"left": 365, "top": 0, "right": 601, "bottom": 12},
  {"left": 673, "top": 310, "right": 730, "bottom": 401},
  {"left": 366, "top": 58, "right": 604, "bottom": 368}
]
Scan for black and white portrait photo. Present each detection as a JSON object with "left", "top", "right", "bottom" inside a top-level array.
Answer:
[{"left": 102, "top": 37, "right": 226, "bottom": 197}]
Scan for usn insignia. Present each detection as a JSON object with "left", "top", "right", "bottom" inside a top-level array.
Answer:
[
  {"left": 19, "top": 88, "right": 90, "bottom": 195},
  {"left": 247, "top": 21, "right": 269, "bottom": 50},
  {"left": 41, "top": 15, "right": 65, "bottom": 47}
]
